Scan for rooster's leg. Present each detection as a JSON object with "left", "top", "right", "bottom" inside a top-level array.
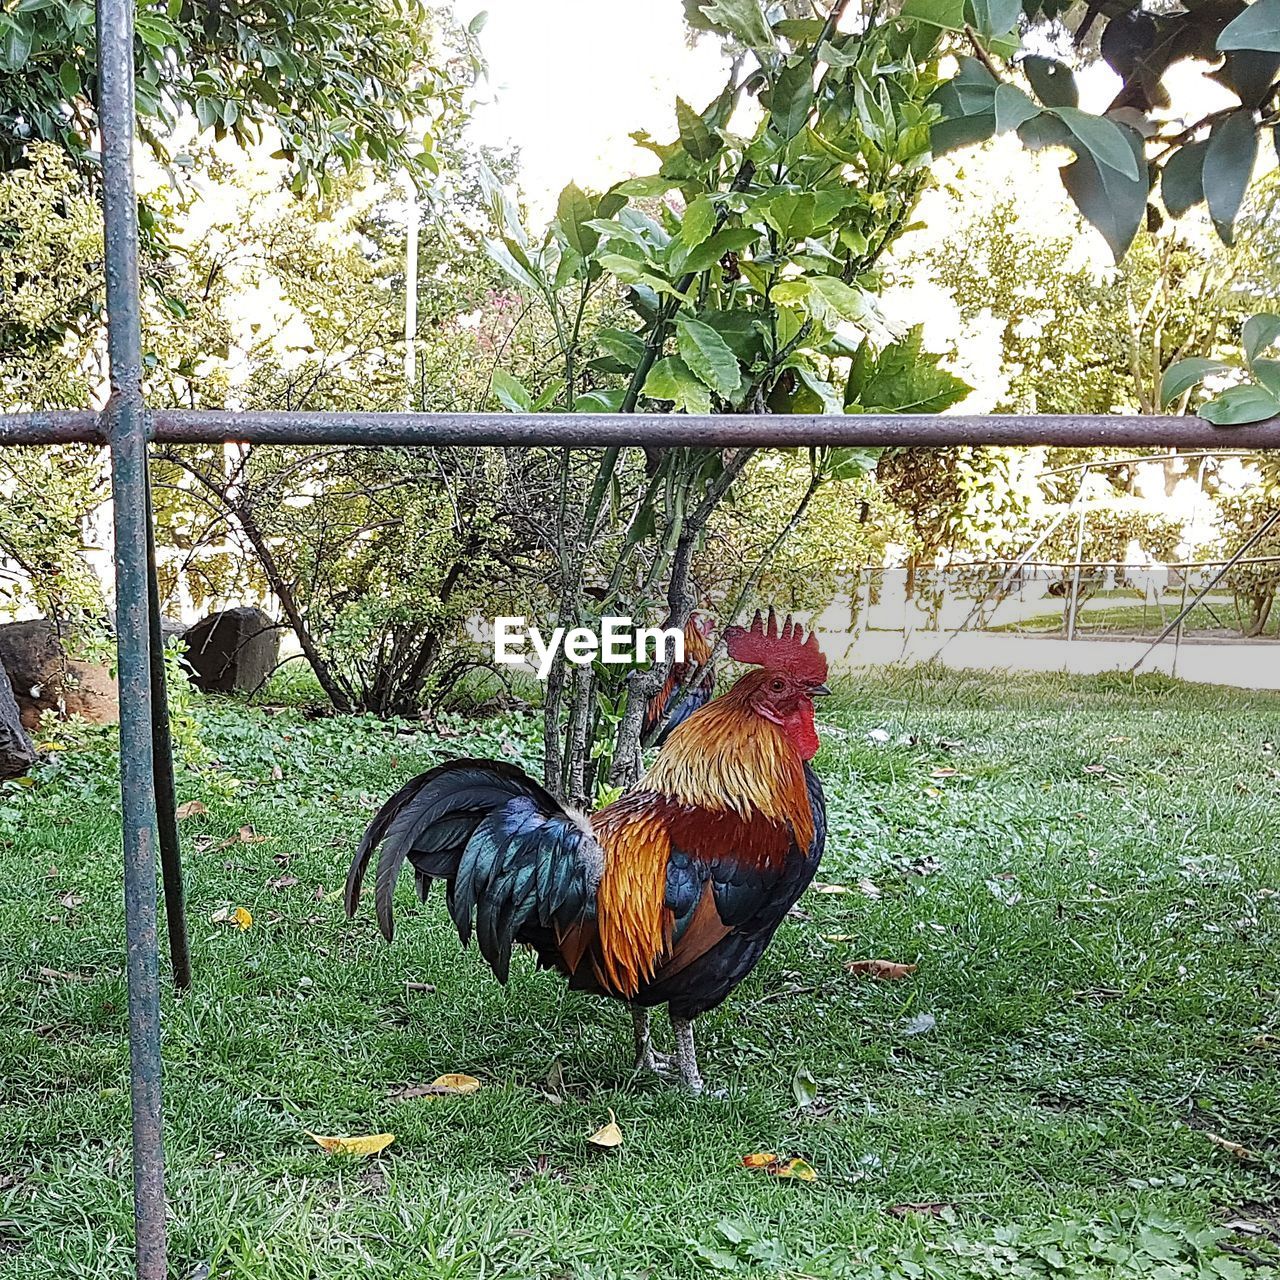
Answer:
[
  {"left": 672, "top": 1017, "right": 704, "bottom": 1094},
  {"left": 631, "top": 1006, "right": 674, "bottom": 1075}
]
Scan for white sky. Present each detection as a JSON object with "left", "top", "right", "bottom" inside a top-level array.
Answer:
[
  {"left": 455, "top": 1, "right": 731, "bottom": 218},
  {"left": 453, "top": 1, "right": 1254, "bottom": 233}
]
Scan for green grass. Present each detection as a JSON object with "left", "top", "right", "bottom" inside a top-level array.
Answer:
[
  {"left": 2, "top": 669, "right": 1279, "bottom": 1279},
  {"left": 994, "top": 601, "right": 1278, "bottom": 638}
]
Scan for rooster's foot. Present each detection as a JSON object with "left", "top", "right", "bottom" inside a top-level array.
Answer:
[
  {"left": 673, "top": 1017, "right": 705, "bottom": 1094},
  {"left": 630, "top": 1007, "right": 674, "bottom": 1076}
]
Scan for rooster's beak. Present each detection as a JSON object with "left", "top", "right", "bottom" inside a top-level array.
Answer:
[{"left": 810, "top": 683, "right": 832, "bottom": 697}]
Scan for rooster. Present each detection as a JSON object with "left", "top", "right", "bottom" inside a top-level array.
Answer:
[
  {"left": 345, "top": 609, "right": 829, "bottom": 1092},
  {"left": 643, "top": 610, "right": 716, "bottom": 746}
]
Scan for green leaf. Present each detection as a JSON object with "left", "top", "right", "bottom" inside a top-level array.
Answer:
[
  {"left": 1252, "top": 358, "right": 1280, "bottom": 398},
  {"left": 1200, "top": 383, "right": 1280, "bottom": 425},
  {"left": 773, "top": 276, "right": 871, "bottom": 327},
  {"left": 825, "top": 447, "right": 881, "bottom": 480},
  {"left": 1055, "top": 107, "right": 1140, "bottom": 179},
  {"left": 1160, "top": 358, "right": 1230, "bottom": 407},
  {"left": 531, "top": 380, "right": 564, "bottom": 411},
  {"left": 0, "top": 16, "right": 33, "bottom": 71},
  {"left": 195, "top": 96, "right": 220, "bottom": 129},
  {"left": 490, "top": 370, "right": 533, "bottom": 413},
  {"left": 847, "top": 327, "right": 971, "bottom": 412},
  {"left": 756, "top": 190, "right": 816, "bottom": 240},
  {"left": 1059, "top": 124, "right": 1147, "bottom": 260},
  {"left": 682, "top": 226, "right": 760, "bottom": 272},
  {"left": 816, "top": 277, "right": 875, "bottom": 321},
  {"left": 596, "top": 327, "right": 647, "bottom": 368},
  {"left": 1161, "top": 141, "right": 1207, "bottom": 218},
  {"left": 485, "top": 239, "right": 543, "bottom": 294},
  {"left": 791, "top": 1066, "right": 819, "bottom": 1108},
  {"left": 900, "top": 0, "right": 966, "bottom": 31},
  {"left": 468, "top": 9, "right": 489, "bottom": 35},
  {"left": 58, "top": 60, "right": 82, "bottom": 99},
  {"left": 574, "top": 388, "right": 627, "bottom": 413},
  {"left": 932, "top": 112, "right": 997, "bottom": 154},
  {"left": 1204, "top": 109, "right": 1260, "bottom": 244},
  {"left": 795, "top": 368, "right": 844, "bottom": 414},
  {"left": 611, "top": 175, "right": 679, "bottom": 198},
  {"left": 1219, "top": 0, "right": 1280, "bottom": 53},
  {"left": 1022, "top": 56, "right": 1078, "bottom": 108},
  {"left": 676, "top": 97, "right": 720, "bottom": 163},
  {"left": 681, "top": 195, "right": 716, "bottom": 250},
  {"left": 555, "top": 183, "right": 599, "bottom": 258},
  {"left": 676, "top": 316, "right": 743, "bottom": 398},
  {"left": 1243, "top": 313, "right": 1280, "bottom": 364},
  {"left": 643, "top": 356, "right": 713, "bottom": 414},
  {"left": 771, "top": 58, "right": 814, "bottom": 141},
  {"left": 695, "top": 0, "right": 774, "bottom": 48},
  {"left": 994, "top": 84, "right": 1040, "bottom": 134},
  {"left": 965, "top": 0, "right": 1021, "bottom": 38}
]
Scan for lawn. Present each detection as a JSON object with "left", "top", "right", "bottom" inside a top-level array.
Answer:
[
  {"left": 993, "top": 601, "right": 1279, "bottom": 639},
  {"left": 2, "top": 668, "right": 1279, "bottom": 1279}
]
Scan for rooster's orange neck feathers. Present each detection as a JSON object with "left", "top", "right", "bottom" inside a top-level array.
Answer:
[{"left": 584, "top": 674, "right": 817, "bottom": 998}]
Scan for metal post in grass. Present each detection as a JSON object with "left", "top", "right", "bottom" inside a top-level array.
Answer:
[{"left": 96, "top": 0, "right": 169, "bottom": 1272}]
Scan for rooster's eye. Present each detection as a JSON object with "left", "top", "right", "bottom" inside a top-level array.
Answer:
[{"left": 770, "top": 678, "right": 785, "bottom": 691}]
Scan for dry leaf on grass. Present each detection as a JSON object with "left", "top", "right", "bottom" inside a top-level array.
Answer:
[
  {"left": 846, "top": 959, "right": 918, "bottom": 980},
  {"left": 810, "top": 881, "right": 850, "bottom": 895},
  {"left": 587, "top": 1109, "right": 623, "bottom": 1149},
  {"left": 306, "top": 1131, "right": 395, "bottom": 1156},
  {"left": 58, "top": 892, "right": 85, "bottom": 909},
  {"left": 930, "top": 767, "right": 958, "bottom": 779},
  {"left": 1205, "top": 1132, "right": 1257, "bottom": 1161},
  {"left": 390, "top": 1073, "right": 480, "bottom": 1099},
  {"left": 741, "top": 1153, "right": 818, "bottom": 1181},
  {"left": 238, "top": 826, "right": 269, "bottom": 844},
  {"left": 175, "top": 801, "right": 207, "bottom": 820},
  {"left": 210, "top": 906, "right": 253, "bottom": 931},
  {"left": 267, "top": 875, "right": 299, "bottom": 891},
  {"left": 889, "top": 1202, "right": 955, "bottom": 1218}
]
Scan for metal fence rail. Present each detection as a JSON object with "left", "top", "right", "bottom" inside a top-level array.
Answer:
[
  {"left": 6, "top": 408, "right": 1280, "bottom": 449},
  {"left": 1, "top": 0, "right": 1277, "bottom": 1275}
]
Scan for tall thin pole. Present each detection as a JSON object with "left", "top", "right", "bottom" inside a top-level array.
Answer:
[
  {"left": 96, "top": 0, "right": 168, "bottom": 1274},
  {"left": 403, "top": 172, "right": 419, "bottom": 410},
  {"left": 146, "top": 475, "right": 190, "bottom": 990}
]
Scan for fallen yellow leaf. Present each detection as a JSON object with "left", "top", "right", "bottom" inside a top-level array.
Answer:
[
  {"left": 306, "top": 1131, "right": 395, "bottom": 1156},
  {"left": 430, "top": 1073, "right": 480, "bottom": 1094},
  {"left": 846, "top": 959, "right": 918, "bottom": 980},
  {"left": 587, "top": 1109, "right": 623, "bottom": 1149},
  {"left": 175, "top": 800, "right": 207, "bottom": 820},
  {"left": 238, "top": 825, "right": 269, "bottom": 844},
  {"left": 211, "top": 906, "right": 253, "bottom": 930},
  {"left": 742, "top": 1152, "right": 818, "bottom": 1180}
]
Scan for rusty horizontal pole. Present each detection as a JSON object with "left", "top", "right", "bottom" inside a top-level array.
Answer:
[
  {"left": 0, "top": 410, "right": 104, "bottom": 445},
  {"left": 0, "top": 409, "right": 1279, "bottom": 449}
]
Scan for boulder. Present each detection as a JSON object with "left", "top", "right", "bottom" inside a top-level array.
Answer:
[
  {"left": 0, "top": 672, "right": 35, "bottom": 778},
  {"left": 181, "top": 606, "right": 281, "bottom": 694},
  {"left": 0, "top": 618, "right": 119, "bottom": 728}
]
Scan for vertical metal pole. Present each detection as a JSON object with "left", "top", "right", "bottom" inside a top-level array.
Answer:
[
  {"left": 96, "top": 0, "right": 168, "bottom": 1274},
  {"left": 403, "top": 172, "right": 419, "bottom": 410},
  {"left": 1065, "top": 498, "right": 1087, "bottom": 642},
  {"left": 146, "top": 473, "right": 191, "bottom": 989}
]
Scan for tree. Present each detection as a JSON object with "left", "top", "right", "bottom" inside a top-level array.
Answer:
[
  {"left": 0, "top": 0, "right": 468, "bottom": 189},
  {"left": 928, "top": 0, "right": 1280, "bottom": 257},
  {"left": 478, "top": 2, "right": 975, "bottom": 802}
]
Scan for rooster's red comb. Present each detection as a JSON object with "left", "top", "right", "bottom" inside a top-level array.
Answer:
[{"left": 723, "top": 608, "right": 827, "bottom": 682}]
